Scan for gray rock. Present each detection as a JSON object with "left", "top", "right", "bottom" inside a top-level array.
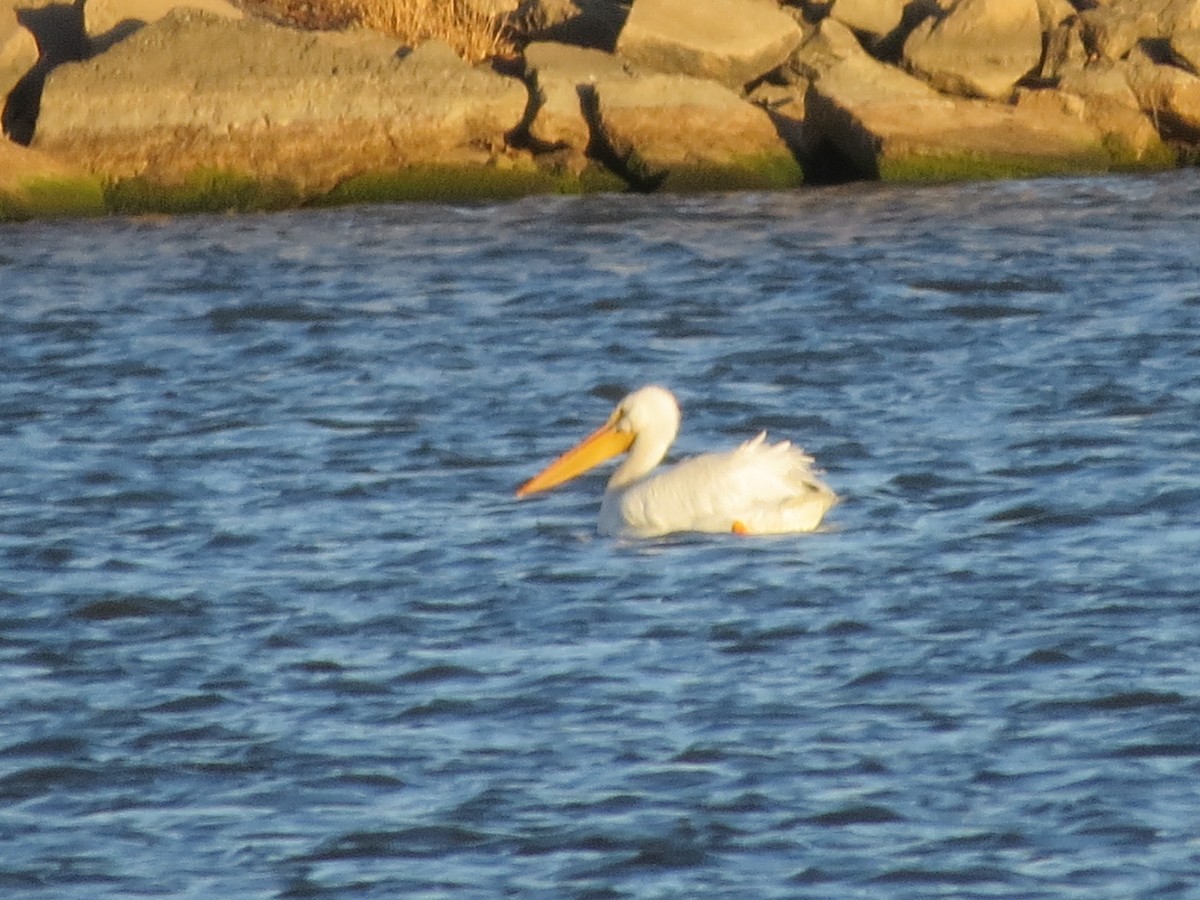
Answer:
[
  {"left": 903, "top": 0, "right": 1043, "bottom": 100},
  {"left": 615, "top": 0, "right": 803, "bottom": 90},
  {"left": 828, "top": 0, "right": 908, "bottom": 43},
  {"left": 522, "top": 40, "right": 634, "bottom": 153},
  {"left": 3, "top": 0, "right": 89, "bottom": 143},
  {"left": 1023, "top": 83, "right": 1167, "bottom": 165},
  {"left": 1124, "top": 41, "right": 1200, "bottom": 140},
  {"left": 803, "top": 18, "right": 1132, "bottom": 180},
  {"left": 588, "top": 71, "right": 802, "bottom": 188},
  {"left": 2, "top": 8, "right": 39, "bottom": 120},
  {"left": 32, "top": 9, "right": 529, "bottom": 194},
  {"left": 1079, "top": 0, "right": 1200, "bottom": 61},
  {"left": 516, "top": 0, "right": 629, "bottom": 50},
  {"left": 1171, "top": 29, "right": 1200, "bottom": 72},
  {"left": 85, "top": 0, "right": 242, "bottom": 55},
  {"left": 1078, "top": 7, "right": 1144, "bottom": 62}
]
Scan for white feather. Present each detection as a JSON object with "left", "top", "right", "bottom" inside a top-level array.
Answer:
[{"left": 518, "top": 385, "right": 837, "bottom": 538}]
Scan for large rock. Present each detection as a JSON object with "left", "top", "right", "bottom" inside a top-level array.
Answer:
[
  {"left": 904, "top": 0, "right": 1043, "bottom": 100},
  {"left": 1079, "top": 0, "right": 1200, "bottom": 61},
  {"left": 615, "top": 0, "right": 803, "bottom": 90},
  {"left": 1038, "top": 11, "right": 1087, "bottom": 81},
  {"left": 828, "top": 0, "right": 908, "bottom": 43},
  {"left": 32, "top": 9, "right": 530, "bottom": 199},
  {"left": 1124, "top": 42, "right": 1200, "bottom": 140},
  {"left": 1171, "top": 29, "right": 1200, "bottom": 72},
  {"left": 2, "top": 0, "right": 89, "bottom": 143},
  {"left": 1015, "top": 83, "right": 1169, "bottom": 167},
  {"left": 516, "top": 0, "right": 629, "bottom": 50},
  {"left": 2, "top": 6, "right": 39, "bottom": 115},
  {"left": 803, "top": 19, "right": 1149, "bottom": 180},
  {"left": 588, "top": 72, "right": 803, "bottom": 189},
  {"left": 85, "top": 0, "right": 242, "bottom": 55},
  {"left": 522, "top": 39, "right": 633, "bottom": 154}
]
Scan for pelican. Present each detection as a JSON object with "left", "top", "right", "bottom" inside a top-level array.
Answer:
[{"left": 516, "top": 385, "right": 837, "bottom": 538}]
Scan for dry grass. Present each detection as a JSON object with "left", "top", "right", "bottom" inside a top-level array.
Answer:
[
  {"left": 332, "top": 0, "right": 515, "bottom": 62},
  {"left": 246, "top": 0, "right": 515, "bottom": 62}
]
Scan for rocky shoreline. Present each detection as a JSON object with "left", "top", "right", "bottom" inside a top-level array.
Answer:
[{"left": 3, "top": 0, "right": 1199, "bottom": 219}]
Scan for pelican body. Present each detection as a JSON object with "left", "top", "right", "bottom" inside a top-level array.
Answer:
[{"left": 516, "top": 385, "right": 836, "bottom": 538}]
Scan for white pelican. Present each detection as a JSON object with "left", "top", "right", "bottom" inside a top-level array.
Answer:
[{"left": 516, "top": 385, "right": 837, "bottom": 538}]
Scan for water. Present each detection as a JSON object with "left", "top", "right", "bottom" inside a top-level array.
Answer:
[{"left": 2, "top": 174, "right": 1200, "bottom": 898}]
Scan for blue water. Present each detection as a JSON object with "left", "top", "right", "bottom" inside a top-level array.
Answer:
[{"left": 3, "top": 174, "right": 1200, "bottom": 898}]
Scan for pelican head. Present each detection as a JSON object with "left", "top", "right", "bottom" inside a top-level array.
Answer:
[{"left": 516, "top": 385, "right": 680, "bottom": 497}]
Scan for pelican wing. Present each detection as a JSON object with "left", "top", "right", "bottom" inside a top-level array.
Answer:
[{"left": 601, "top": 432, "right": 836, "bottom": 537}]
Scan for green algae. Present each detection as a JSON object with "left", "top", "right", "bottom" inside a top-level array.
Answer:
[
  {"left": 322, "top": 164, "right": 626, "bottom": 205},
  {"left": 876, "top": 141, "right": 1175, "bottom": 184},
  {"left": 656, "top": 154, "right": 805, "bottom": 193},
  {"left": 105, "top": 169, "right": 301, "bottom": 215},
  {"left": 615, "top": 149, "right": 803, "bottom": 193},
  {"left": 0, "top": 177, "right": 106, "bottom": 221}
]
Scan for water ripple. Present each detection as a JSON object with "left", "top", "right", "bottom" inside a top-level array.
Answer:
[{"left": 2, "top": 174, "right": 1200, "bottom": 897}]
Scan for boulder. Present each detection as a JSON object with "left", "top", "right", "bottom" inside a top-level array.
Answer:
[
  {"left": 747, "top": 78, "right": 806, "bottom": 151},
  {"left": 2, "top": 0, "right": 89, "bottom": 144},
  {"left": 1171, "top": 29, "right": 1200, "bottom": 72},
  {"left": 1016, "top": 81, "right": 1169, "bottom": 165},
  {"left": 85, "top": 0, "right": 242, "bottom": 55},
  {"left": 515, "top": 0, "right": 629, "bottom": 50},
  {"left": 587, "top": 72, "right": 803, "bottom": 189},
  {"left": 31, "top": 9, "right": 530, "bottom": 201},
  {"left": 2, "top": 7, "right": 39, "bottom": 114},
  {"left": 1078, "top": 7, "right": 1146, "bottom": 62},
  {"left": 1079, "top": 0, "right": 1200, "bottom": 61},
  {"left": 522, "top": 39, "right": 633, "bottom": 154},
  {"left": 1124, "top": 42, "right": 1200, "bottom": 140},
  {"left": 1038, "top": 13, "right": 1087, "bottom": 82},
  {"left": 1034, "top": 0, "right": 1075, "bottom": 31},
  {"left": 803, "top": 19, "right": 1147, "bottom": 180},
  {"left": 904, "top": 0, "right": 1043, "bottom": 100},
  {"left": 1162, "top": 0, "right": 1200, "bottom": 35},
  {"left": 615, "top": 0, "right": 803, "bottom": 90},
  {"left": 828, "top": 0, "right": 908, "bottom": 43}
]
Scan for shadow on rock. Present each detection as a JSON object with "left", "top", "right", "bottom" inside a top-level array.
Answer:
[{"left": 2, "top": 0, "right": 89, "bottom": 145}]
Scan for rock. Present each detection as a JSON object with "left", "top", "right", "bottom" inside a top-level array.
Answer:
[
  {"left": 587, "top": 72, "right": 803, "bottom": 189},
  {"left": 4, "top": 0, "right": 87, "bottom": 64},
  {"left": 828, "top": 0, "right": 908, "bottom": 43},
  {"left": 1016, "top": 80, "right": 1169, "bottom": 165},
  {"left": 1171, "top": 29, "right": 1200, "bottom": 72},
  {"left": 516, "top": 0, "right": 629, "bottom": 50},
  {"left": 803, "top": 19, "right": 1145, "bottom": 180},
  {"left": 615, "top": 0, "right": 803, "bottom": 90},
  {"left": 2, "top": 0, "right": 90, "bottom": 144},
  {"left": 1079, "top": 0, "right": 1200, "bottom": 62},
  {"left": 904, "top": 0, "right": 1043, "bottom": 100},
  {"left": 792, "top": 11, "right": 870, "bottom": 79},
  {"left": 32, "top": 9, "right": 530, "bottom": 201},
  {"left": 1164, "top": 0, "right": 1200, "bottom": 35},
  {"left": 1124, "top": 42, "right": 1200, "bottom": 140},
  {"left": 747, "top": 78, "right": 806, "bottom": 151},
  {"left": 1078, "top": 7, "right": 1144, "bottom": 62},
  {"left": 2, "top": 7, "right": 39, "bottom": 116},
  {"left": 85, "top": 0, "right": 242, "bottom": 55},
  {"left": 1034, "top": 0, "right": 1074, "bottom": 31},
  {"left": 1038, "top": 13, "right": 1087, "bottom": 81},
  {"left": 0, "top": 136, "right": 105, "bottom": 217},
  {"left": 522, "top": 40, "right": 633, "bottom": 151}
]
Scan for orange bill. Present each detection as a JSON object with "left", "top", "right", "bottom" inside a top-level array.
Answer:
[{"left": 516, "top": 421, "right": 634, "bottom": 497}]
